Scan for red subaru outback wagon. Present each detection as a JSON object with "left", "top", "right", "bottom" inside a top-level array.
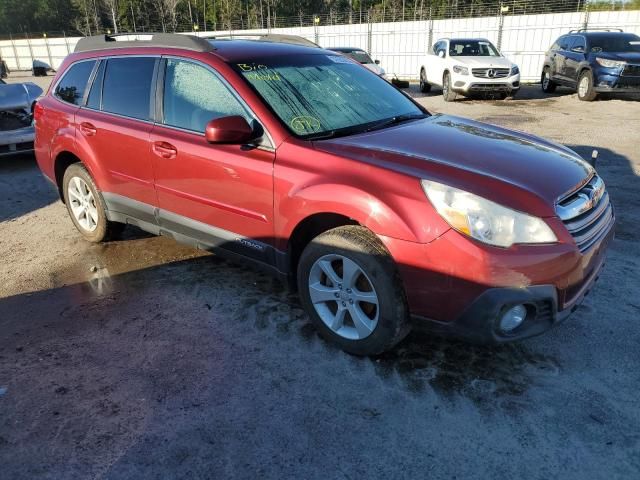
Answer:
[{"left": 35, "top": 33, "right": 614, "bottom": 355}]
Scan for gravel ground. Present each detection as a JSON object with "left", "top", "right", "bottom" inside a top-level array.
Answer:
[{"left": 1, "top": 73, "right": 639, "bottom": 479}]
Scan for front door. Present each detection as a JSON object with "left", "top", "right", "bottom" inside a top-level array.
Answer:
[
  {"left": 564, "top": 36, "right": 586, "bottom": 84},
  {"left": 150, "top": 57, "right": 276, "bottom": 264}
]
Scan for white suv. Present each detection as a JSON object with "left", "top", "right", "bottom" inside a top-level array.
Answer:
[{"left": 419, "top": 38, "right": 520, "bottom": 101}]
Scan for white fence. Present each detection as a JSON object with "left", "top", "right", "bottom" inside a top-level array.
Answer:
[{"left": 1, "top": 10, "right": 639, "bottom": 82}]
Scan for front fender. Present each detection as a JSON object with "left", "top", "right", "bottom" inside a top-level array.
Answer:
[{"left": 276, "top": 181, "right": 450, "bottom": 253}]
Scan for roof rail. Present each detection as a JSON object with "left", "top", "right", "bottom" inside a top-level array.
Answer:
[
  {"left": 207, "top": 33, "right": 320, "bottom": 48},
  {"left": 74, "top": 33, "right": 215, "bottom": 53},
  {"left": 568, "top": 27, "right": 624, "bottom": 33}
]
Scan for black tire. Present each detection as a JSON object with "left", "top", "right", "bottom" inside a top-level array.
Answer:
[
  {"left": 541, "top": 67, "right": 557, "bottom": 93},
  {"left": 62, "top": 163, "right": 124, "bottom": 243},
  {"left": 577, "top": 69, "right": 597, "bottom": 101},
  {"left": 442, "top": 72, "right": 457, "bottom": 102},
  {"left": 419, "top": 68, "right": 431, "bottom": 93},
  {"left": 297, "top": 226, "right": 410, "bottom": 356}
]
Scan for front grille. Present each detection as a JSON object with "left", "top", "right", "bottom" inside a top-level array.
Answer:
[
  {"left": 556, "top": 175, "right": 614, "bottom": 252},
  {"left": 617, "top": 77, "right": 640, "bottom": 88},
  {"left": 469, "top": 83, "right": 511, "bottom": 91},
  {"left": 534, "top": 301, "right": 554, "bottom": 324},
  {"left": 472, "top": 68, "right": 510, "bottom": 79},
  {"left": 621, "top": 64, "right": 640, "bottom": 77},
  {"left": 0, "top": 141, "right": 33, "bottom": 155}
]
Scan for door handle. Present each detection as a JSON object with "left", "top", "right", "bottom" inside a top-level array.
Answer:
[
  {"left": 152, "top": 141, "right": 178, "bottom": 159},
  {"left": 79, "top": 122, "right": 97, "bottom": 136}
]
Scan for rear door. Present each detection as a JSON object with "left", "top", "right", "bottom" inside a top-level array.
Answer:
[
  {"left": 75, "top": 56, "right": 158, "bottom": 219},
  {"left": 150, "top": 57, "right": 276, "bottom": 264}
]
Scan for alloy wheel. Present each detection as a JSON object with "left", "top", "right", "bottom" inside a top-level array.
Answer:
[
  {"left": 67, "top": 176, "right": 99, "bottom": 232},
  {"left": 308, "top": 254, "right": 379, "bottom": 340},
  {"left": 578, "top": 75, "right": 589, "bottom": 97}
]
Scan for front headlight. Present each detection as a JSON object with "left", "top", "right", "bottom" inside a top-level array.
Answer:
[
  {"left": 510, "top": 65, "right": 519, "bottom": 76},
  {"left": 453, "top": 65, "right": 469, "bottom": 75},
  {"left": 421, "top": 180, "right": 557, "bottom": 248},
  {"left": 595, "top": 57, "right": 626, "bottom": 68}
]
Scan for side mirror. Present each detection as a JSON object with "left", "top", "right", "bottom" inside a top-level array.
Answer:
[
  {"left": 205, "top": 115, "right": 256, "bottom": 144},
  {"left": 374, "top": 59, "right": 380, "bottom": 65},
  {"left": 572, "top": 46, "right": 585, "bottom": 53},
  {"left": 438, "top": 50, "right": 445, "bottom": 58}
]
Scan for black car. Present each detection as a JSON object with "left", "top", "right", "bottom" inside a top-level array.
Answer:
[{"left": 541, "top": 29, "right": 640, "bottom": 101}]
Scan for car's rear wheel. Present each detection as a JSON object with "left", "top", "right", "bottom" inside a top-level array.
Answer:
[
  {"left": 62, "top": 164, "right": 124, "bottom": 243},
  {"left": 419, "top": 68, "right": 431, "bottom": 93},
  {"left": 297, "top": 226, "right": 410, "bottom": 356},
  {"left": 577, "top": 70, "right": 597, "bottom": 101},
  {"left": 442, "top": 72, "right": 457, "bottom": 102},
  {"left": 541, "top": 67, "right": 557, "bottom": 93}
]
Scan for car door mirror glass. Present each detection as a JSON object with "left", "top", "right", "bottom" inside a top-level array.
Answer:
[
  {"left": 438, "top": 50, "right": 445, "bottom": 58},
  {"left": 572, "top": 46, "right": 584, "bottom": 53},
  {"left": 205, "top": 115, "right": 256, "bottom": 144}
]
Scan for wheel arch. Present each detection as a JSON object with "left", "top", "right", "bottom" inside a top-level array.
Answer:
[
  {"left": 53, "top": 151, "right": 83, "bottom": 202},
  {"left": 287, "top": 212, "right": 359, "bottom": 284}
]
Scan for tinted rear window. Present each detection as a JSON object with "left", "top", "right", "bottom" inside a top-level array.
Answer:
[
  {"left": 55, "top": 60, "right": 95, "bottom": 105},
  {"left": 102, "top": 57, "right": 156, "bottom": 120}
]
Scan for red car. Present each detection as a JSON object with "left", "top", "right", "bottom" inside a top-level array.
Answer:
[{"left": 34, "top": 33, "right": 614, "bottom": 355}]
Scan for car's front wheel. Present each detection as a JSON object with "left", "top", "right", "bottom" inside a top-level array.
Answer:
[
  {"left": 297, "top": 226, "right": 410, "bottom": 356},
  {"left": 577, "top": 70, "right": 597, "bottom": 101},
  {"left": 62, "top": 163, "right": 124, "bottom": 243},
  {"left": 442, "top": 72, "right": 457, "bottom": 102},
  {"left": 419, "top": 68, "right": 431, "bottom": 93}
]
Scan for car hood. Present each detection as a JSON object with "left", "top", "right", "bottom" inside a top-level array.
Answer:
[
  {"left": 453, "top": 56, "right": 513, "bottom": 67},
  {"left": 313, "top": 114, "right": 593, "bottom": 214},
  {"left": 595, "top": 51, "right": 640, "bottom": 63},
  {"left": 0, "top": 83, "right": 43, "bottom": 111},
  {"left": 363, "top": 63, "right": 384, "bottom": 75}
]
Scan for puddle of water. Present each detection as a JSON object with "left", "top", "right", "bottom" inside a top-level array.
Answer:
[{"left": 372, "top": 329, "right": 560, "bottom": 403}]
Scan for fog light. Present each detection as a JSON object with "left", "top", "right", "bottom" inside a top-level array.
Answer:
[{"left": 499, "top": 304, "right": 527, "bottom": 332}]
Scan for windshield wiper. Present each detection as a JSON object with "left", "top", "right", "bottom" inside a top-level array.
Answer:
[
  {"left": 305, "top": 113, "right": 428, "bottom": 141},
  {"left": 363, "top": 113, "right": 429, "bottom": 133}
]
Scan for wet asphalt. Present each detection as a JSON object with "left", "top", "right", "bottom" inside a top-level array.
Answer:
[{"left": 1, "top": 77, "right": 639, "bottom": 479}]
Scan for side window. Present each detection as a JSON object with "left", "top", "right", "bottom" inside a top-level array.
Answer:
[
  {"left": 54, "top": 60, "right": 96, "bottom": 105},
  {"left": 86, "top": 60, "right": 105, "bottom": 110},
  {"left": 571, "top": 36, "right": 586, "bottom": 52},
  {"left": 102, "top": 57, "right": 156, "bottom": 120},
  {"left": 559, "top": 36, "right": 571, "bottom": 51},
  {"left": 162, "top": 58, "right": 249, "bottom": 133}
]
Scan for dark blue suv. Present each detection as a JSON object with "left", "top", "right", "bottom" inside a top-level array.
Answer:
[{"left": 541, "top": 30, "right": 640, "bottom": 101}]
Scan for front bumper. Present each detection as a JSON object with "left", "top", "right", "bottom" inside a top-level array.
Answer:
[
  {"left": 0, "top": 125, "right": 35, "bottom": 157},
  {"left": 379, "top": 216, "right": 614, "bottom": 344},
  {"left": 451, "top": 72, "right": 520, "bottom": 95},
  {"left": 593, "top": 64, "right": 640, "bottom": 92}
]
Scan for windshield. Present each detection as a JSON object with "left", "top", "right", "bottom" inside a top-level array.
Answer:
[
  {"left": 589, "top": 34, "right": 640, "bottom": 53},
  {"left": 449, "top": 40, "right": 500, "bottom": 57},
  {"left": 340, "top": 50, "right": 374, "bottom": 64},
  {"left": 233, "top": 54, "right": 424, "bottom": 139}
]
